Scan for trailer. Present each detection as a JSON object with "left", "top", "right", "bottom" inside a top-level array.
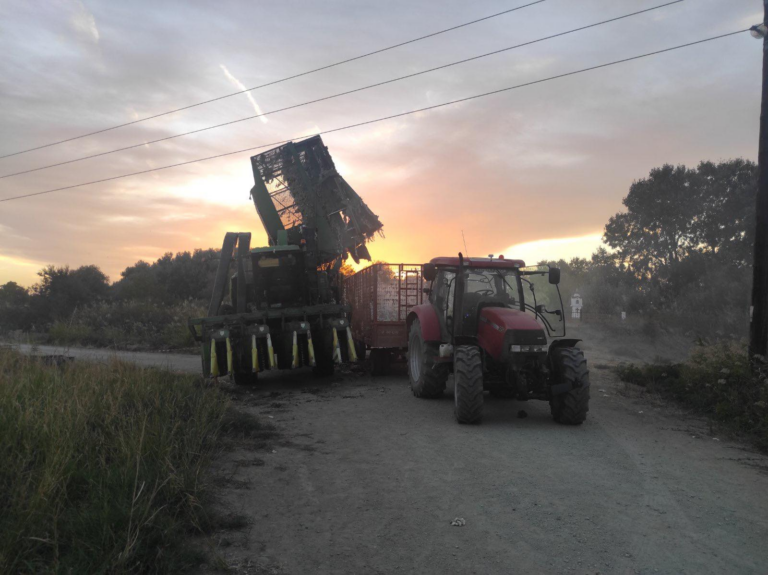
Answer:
[{"left": 344, "top": 263, "right": 427, "bottom": 374}]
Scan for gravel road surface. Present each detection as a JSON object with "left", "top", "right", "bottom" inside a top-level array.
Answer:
[
  {"left": 211, "top": 364, "right": 768, "bottom": 575},
  {"left": 13, "top": 341, "right": 768, "bottom": 573},
  {"left": 9, "top": 343, "right": 201, "bottom": 373}
]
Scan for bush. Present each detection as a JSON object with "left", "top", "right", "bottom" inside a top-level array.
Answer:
[
  {"left": 46, "top": 300, "right": 205, "bottom": 350},
  {"left": 0, "top": 349, "right": 229, "bottom": 573},
  {"left": 616, "top": 345, "right": 768, "bottom": 450}
]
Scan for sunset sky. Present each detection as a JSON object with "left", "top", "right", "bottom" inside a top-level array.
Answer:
[{"left": 0, "top": 0, "right": 761, "bottom": 287}]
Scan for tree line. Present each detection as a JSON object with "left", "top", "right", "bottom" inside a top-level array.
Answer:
[
  {"left": 0, "top": 249, "right": 220, "bottom": 331},
  {"left": 0, "top": 158, "right": 757, "bottom": 338},
  {"left": 544, "top": 158, "right": 756, "bottom": 336}
]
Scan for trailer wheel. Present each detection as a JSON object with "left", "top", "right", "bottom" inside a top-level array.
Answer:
[
  {"left": 549, "top": 347, "right": 590, "bottom": 425},
  {"left": 454, "top": 345, "right": 484, "bottom": 424},
  {"left": 408, "top": 320, "right": 447, "bottom": 398},
  {"left": 370, "top": 349, "right": 393, "bottom": 376}
]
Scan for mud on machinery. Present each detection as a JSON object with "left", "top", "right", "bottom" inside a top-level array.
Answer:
[
  {"left": 407, "top": 254, "right": 590, "bottom": 425},
  {"left": 189, "top": 136, "right": 382, "bottom": 382}
]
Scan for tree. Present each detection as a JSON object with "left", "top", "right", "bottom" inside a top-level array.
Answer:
[
  {"left": 33, "top": 265, "right": 110, "bottom": 319},
  {"left": 604, "top": 164, "right": 699, "bottom": 278},
  {"left": 606, "top": 161, "right": 757, "bottom": 276},
  {"left": 0, "top": 282, "right": 33, "bottom": 331},
  {"left": 113, "top": 248, "right": 220, "bottom": 302},
  {"left": 695, "top": 159, "right": 757, "bottom": 267}
]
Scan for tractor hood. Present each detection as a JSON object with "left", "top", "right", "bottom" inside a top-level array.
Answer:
[
  {"left": 478, "top": 307, "right": 547, "bottom": 360},
  {"left": 480, "top": 307, "right": 542, "bottom": 332}
]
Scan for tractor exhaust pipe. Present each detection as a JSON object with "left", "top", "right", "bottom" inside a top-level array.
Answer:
[{"left": 453, "top": 252, "right": 466, "bottom": 341}]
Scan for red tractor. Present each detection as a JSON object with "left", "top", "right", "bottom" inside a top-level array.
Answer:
[{"left": 406, "top": 254, "right": 589, "bottom": 424}]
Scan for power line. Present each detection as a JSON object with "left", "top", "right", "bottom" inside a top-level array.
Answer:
[
  {"left": 0, "top": 0, "right": 545, "bottom": 161},
  {"left": 0, "top": 0, "right": 682, "bottom": 181},
  {"left": 0, "top": 29, "right": 747, "bottom": 204}
]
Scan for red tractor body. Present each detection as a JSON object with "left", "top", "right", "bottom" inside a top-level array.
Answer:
[{"left": 406, "top": 254, "right": 590, "bottom": 424}]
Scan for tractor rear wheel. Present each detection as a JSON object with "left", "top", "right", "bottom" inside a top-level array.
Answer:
[
  {"left": 454, "top": 345, "right": 484, "bottom": 424},
  {"left": 550, "top": 347, "right": 590, "bottom": 425},
  {"left": 408, "top": 320, "right": 447, "bottom": 398}
]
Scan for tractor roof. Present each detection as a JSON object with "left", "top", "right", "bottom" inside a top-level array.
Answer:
[{"left": 430, "top": 256, "right": 526, "bottom": 269}]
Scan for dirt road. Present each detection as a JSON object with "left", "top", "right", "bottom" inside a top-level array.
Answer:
[
  {"left": 9, "top": 343, "right": 201, "bottom": 373},
  {"left": 211, "top": 360, "right": 768, "bottom": 575},
  {"left": 14, "top": 339, "right": 767, "bottom": 573}
]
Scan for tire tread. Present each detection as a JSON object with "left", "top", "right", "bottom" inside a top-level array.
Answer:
[{"left": 454, "top": 345, "right": 484, "bottom": 424}]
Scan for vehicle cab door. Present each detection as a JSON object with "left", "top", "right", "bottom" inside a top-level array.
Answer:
[{"left": 430, "top": 269, "right": 456, "bottom": 342}]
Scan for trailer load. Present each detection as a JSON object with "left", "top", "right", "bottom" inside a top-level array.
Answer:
[
  {"left": 188, "top": 135, "right": 382, "bottom": 382},
  {"left": 344, "top": 263, "right": 427, "bottom": 374}
]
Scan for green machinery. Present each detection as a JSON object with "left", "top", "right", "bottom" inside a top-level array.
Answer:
[{"left": 188, "top": 135, "right": 383, "bottom": 382}]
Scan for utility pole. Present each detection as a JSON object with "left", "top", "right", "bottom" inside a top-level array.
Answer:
[{"left": 750, "top": 4, "right": 768, "bottom": 361}]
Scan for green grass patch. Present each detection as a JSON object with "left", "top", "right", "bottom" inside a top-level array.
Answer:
[
  {"left": 0, "top": 349, "right": 230, "bottom": 573},
  {"left": 616, "top": 344, "right": 768, "bottom": 450}
]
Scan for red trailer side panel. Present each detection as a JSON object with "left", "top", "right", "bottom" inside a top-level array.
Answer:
[{"left": 344, "top": 263, "right": 426, "bottom": 350}]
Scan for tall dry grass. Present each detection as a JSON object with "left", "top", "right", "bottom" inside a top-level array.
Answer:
[{"left": 0, "top": 349, "right": 228, "bottom": 573}]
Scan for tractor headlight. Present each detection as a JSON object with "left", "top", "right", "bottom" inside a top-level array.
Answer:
[{"left": 510, "top": 344, "right": 547, "bottom": 353}]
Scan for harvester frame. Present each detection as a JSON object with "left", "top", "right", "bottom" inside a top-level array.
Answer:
[{"left": 189, "top": 136, "right": 380, "bottom": 382}]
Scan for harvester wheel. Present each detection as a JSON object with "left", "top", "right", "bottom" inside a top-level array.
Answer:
[
  {"left": 408, "top": 320, "right": 447, "bottom": 398},
  {"left": 550, "top": 347, "right": 590, "bottom": 425},
  {"left": 231, "top": 347, "right": 258, "bottom": 385},
  {"left": 453, "top": 345, "right": 484, "bottom": 424},
  {"left": 313, "top": 328, "right": 335, "bottom": 378}
]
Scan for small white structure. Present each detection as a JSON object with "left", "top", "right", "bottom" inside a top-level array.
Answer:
[{"left": 570, "top": 293, "right": 583, "bottom": 319}]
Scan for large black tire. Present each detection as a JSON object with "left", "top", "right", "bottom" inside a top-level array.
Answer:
[
  {"left": 550, "top": 347, "right": 590, "bottom": 425},
  {"left": 408, "top": 320, "right": 447, "bottom": 398},
  {"left": 312, "top": 328, "right": 335, "bottom": 377},
  {"left": 454, "top": 345, "right": 484, "bottom": 424},
  {"left": 231, "top": 344, "right": 258, "bottom": 385}
]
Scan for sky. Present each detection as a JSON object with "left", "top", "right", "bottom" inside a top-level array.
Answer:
[{"left": 0, "top": 0, "right": 761, "bottom": 286}]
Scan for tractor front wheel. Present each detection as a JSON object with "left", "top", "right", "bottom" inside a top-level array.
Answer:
[
  {"left": 408, "top": 320, "right": 447, "bottom": 398},
  {"left": 454, "top": 345, "right": 484, "bottom": 424},
  {"left": 550, "top": 347, "right": 590, "bottom": 425}
]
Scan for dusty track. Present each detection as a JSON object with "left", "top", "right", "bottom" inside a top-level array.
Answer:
[
  {"left": 14, "top": 340, "right": 768, "bottom": 573},
  {"left": 211, "top": 363, "right": 768, "bottom": 574}
]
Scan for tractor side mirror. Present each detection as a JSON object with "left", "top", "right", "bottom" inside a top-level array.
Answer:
[
  {"left": 423, "top": 263, "right": 437, "bottom": 282},
  {"left": 548, "top": 267, "right": 561, "bottom": 285}
]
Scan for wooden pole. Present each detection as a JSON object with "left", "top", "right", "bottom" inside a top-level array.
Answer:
[{"left": 750, "top": 2, "right": 768, "bottom": 360}]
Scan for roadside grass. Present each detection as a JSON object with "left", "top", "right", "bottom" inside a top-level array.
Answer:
[
  {"left": 0, "top": 348, "right": 232, "bottom": 573},
  {"left": 615, "top": 344, "right": 768, "bottom": 450}
]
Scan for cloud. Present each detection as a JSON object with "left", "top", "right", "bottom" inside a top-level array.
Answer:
[
  {"left": 500, "top": 233, "right": 605, "bottom": 265},
  {"left": 70, "top": 0, "right": 99, "bottom": 44},
  {"left": 220, "top": 65, "right": 268, "bottom": 123}
]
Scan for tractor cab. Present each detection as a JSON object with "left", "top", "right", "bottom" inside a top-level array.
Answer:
[
  {"left": 407, "top": 253, "right": 589, "bottom": 425},
  {"left": 423, "top": 257, "right": 565, "bottom": 345}
]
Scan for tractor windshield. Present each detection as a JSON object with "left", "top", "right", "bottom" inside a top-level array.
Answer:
[
  {"left": 463, "top": 268, "right": 521, "bottom": 307},
  {"left": 520, "top": 265, "right": 565, "bottom": 337}
]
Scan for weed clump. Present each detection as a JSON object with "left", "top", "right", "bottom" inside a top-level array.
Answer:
[
  {"left": 0, "top": 349, "right": 229, "bottom": 573},
  {"left": 616, "top": 344, "right": 768, "bottom": 450}
]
